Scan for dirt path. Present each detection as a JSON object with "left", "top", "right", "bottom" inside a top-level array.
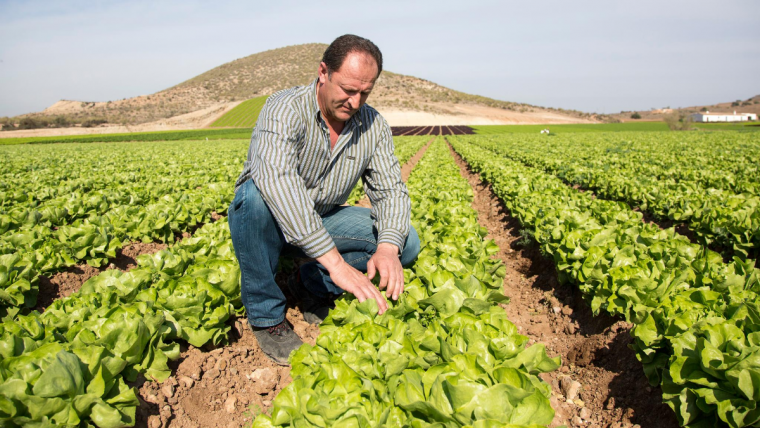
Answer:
[{"left": 446, "top": 142, "right": 678, "bottom": 428}]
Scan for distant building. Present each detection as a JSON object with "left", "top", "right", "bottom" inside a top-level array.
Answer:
[{"left": 690, "top": 111, "right": 758, "bottom": 123}]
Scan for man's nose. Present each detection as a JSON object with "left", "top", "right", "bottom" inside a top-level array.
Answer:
[{"left": 347, "top": 92, "right": 362, "bottom": 109}]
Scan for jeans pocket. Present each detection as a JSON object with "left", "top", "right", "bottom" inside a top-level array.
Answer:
[{"left": 231, "top": 180, "right": 249, "bottom": 213}]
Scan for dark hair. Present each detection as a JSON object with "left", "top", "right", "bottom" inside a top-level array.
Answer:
[{"left": 322, "top": 34, "right": 383, "bottom": 78}]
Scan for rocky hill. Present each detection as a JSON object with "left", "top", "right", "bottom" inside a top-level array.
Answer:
[{"left": 13, "top": 43, "right": 607, "bottom": 127}]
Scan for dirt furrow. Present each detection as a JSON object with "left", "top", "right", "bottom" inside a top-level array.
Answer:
[
  {"left": 401, "top": 137, "right": 435, "bottom": 182},
  {"left": 35, "top": 241, "right": 170, "bottom": 311},
  {"left": 356, "top": 136, "right": 436, "bottom": 209},
  {"left": 447, "top": 142, "right": 678, "bottom": 428}
]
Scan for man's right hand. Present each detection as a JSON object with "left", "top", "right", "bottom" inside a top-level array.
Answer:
[{"left": 316, "top": 248, "right": 388, "bottom": 314}]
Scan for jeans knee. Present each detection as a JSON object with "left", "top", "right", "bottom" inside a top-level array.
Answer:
[{"left": 400, "top": 225, "right": 420, "bottom": 267}]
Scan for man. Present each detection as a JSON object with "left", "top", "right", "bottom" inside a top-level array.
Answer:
[{"left": 228, "top": 35, "right": 420, "bottom": 365}]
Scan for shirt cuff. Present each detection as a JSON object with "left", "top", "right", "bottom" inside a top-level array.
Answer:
[
  {"left": 377, "top": 229, "right": 406, "bottom": 254},
  {"left": 292, "top": 226, "right": 336, "bottom": 258}
]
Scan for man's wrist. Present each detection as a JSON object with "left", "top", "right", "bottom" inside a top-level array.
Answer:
[
  {"left": 317, "top": 247, "right": 345, "bottom": 272},
  {"left": 376, "top": 243, "right": 400, "bottom": 256}
]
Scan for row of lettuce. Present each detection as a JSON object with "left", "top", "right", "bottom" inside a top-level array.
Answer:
[
  {"left": 253, "top": 140, "right": 561, "bottom": 427},
  {"left": 0, "top": 141, "right": 246, "bottom": 316},
  {"left": 0, "top": 137, "right": 428, "bottom": 317},
  {"left": 0, "top": 138, "right": 561, "bottom": 427},
  {"left": 0, "top": 218, "right": 242, "bottom": 427},
  {"left": 460, "top": 133, "right": 760, "bottom": 260},
  {"left": 345, "top": 136, "right": 430, "bottom": 205},
  {"left": 449, "top": 136, "right": 760, "bottom": 428}
]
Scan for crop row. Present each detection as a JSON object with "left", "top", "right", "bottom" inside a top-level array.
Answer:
[
  {"left": 459, "top": 133, "right": 760, "bottom": 259},
  {"left": 1, "top": 141, "right": 244, "bottom": 213},
  {"left": 210, "top": 96, "right": 268, "bottom": 128},
  {"left": 0, "top": 135, "right": 433, "bottom": 316},
  {"left": 0, "top": 129, "right": 251, "bottom": 146},
  {"left": 254, "top": 139, "right": 560, "bottom": 427},
  {"left": 474, "top": 132, "right": 760, "bottom": 192},
  {"left": 0, "top": 218, "right": 242, "bottom": 427},
  {"left": 1, "top": 141, "right": 247, "bottom": 315},
  {"left": 345, "top": 136, "right": 430, "bottom": 205},
  {"left": 449, "top": 136, "right": 760, "bottom": 428},
  {"left": 0, "top": 138, "right": 559, "bottom": 427}
]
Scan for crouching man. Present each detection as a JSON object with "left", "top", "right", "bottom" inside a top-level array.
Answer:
[{"left": 228, "top": 35, "right": 419, "bottom": 365}]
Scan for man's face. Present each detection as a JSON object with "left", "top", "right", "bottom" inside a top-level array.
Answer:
[{"left": 317, "top": 52, "right": 378, "bottom": 123}]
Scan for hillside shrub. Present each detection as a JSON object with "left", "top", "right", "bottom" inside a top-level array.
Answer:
[
  {"left": 81, "top": 118, "right": 108, "bottom": 128},
  {"left": 663, "top": 112, "right": 692, "bottom": 131},
  {"left": 630, "top": 112, "right": 642, "bottom": 119},
  {"left": 17, "top": 117, "right": 49, "bottom": 130}
]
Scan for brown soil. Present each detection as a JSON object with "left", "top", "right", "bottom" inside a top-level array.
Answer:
[{"left": 447, "top": 142, "right": 678, "bottom": 428}]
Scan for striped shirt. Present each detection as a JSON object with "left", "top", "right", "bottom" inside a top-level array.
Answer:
[{"left": 235, "top": 78, "right": 410, "bottom": 258}]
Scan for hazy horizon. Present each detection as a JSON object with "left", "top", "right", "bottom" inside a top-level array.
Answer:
[{"left": 1, "top": 0, "right": 758, "bottom": 117}]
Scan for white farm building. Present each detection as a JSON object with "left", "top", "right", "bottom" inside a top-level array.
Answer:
[{"left": 690, "top": 111, "right": 758, "bottom": 123}]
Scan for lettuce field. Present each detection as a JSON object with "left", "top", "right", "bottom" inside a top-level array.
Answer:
[{"left": 0, "top": 130, "right": 758, "bottom": 427}]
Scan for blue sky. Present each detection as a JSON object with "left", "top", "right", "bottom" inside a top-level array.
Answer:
[{"left": 0, "top": 0, "right": 758, "bottom": 117}]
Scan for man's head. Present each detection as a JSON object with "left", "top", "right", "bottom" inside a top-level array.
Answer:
[{"left": 317, "top": 35, "right": 383, "bottom": 123}]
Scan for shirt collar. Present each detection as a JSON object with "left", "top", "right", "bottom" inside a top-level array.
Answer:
[{"left": 310, "top": 78, "right": 363, "bottom": 129}]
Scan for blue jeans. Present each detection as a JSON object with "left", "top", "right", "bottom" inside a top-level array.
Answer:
[{"left": 228, "top": 179, "right": 420, "bottom": 327}]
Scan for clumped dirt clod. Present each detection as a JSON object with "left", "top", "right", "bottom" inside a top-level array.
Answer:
[{"left": 447, "top": 142, "right": 678, "bottom": 428}]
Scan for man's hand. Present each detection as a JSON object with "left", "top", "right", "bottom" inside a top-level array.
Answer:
[
  {"left": 317, "top": 248, "right": 388, "bottom": 314},
  {"left": 367, "top": 243, "right": 404, "bottom": 301}
]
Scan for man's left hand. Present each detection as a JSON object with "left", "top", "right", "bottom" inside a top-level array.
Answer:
[{"left": 367, "top": 243, "right": 404, "bottom": 301}]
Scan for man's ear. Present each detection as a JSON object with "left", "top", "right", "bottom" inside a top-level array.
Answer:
[{"left": 318, "top": 62, "right": 329, "bottom": 84}]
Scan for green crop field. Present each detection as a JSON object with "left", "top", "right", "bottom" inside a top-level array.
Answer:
[
  {"left": 473, "top": 121, "right": 760, "bottom": 134},
  {"left": 472, "top": 122, "right": 671, "bottom": 134},
  {"left": 692, "top": 121, "right": 760, "bottom": 132},
  {"left": 209, "top": 95, "right": 269, "bottom": 128},
  {"left": 2, "top": 131, "right": 759, "bottom": 428},
  {"left": 449, "top": 131, "right": 760, "bottom": 428},
  {"left": 0, "top": 128, "right": 252, "bottom": 145}
]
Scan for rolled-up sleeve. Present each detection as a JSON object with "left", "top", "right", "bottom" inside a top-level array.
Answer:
[
  {"left": 363, "top": 124, "right": 411, "bottom": 251},
  {"left": 252, "top": 101, "right": 335, "bottom": 258}
]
